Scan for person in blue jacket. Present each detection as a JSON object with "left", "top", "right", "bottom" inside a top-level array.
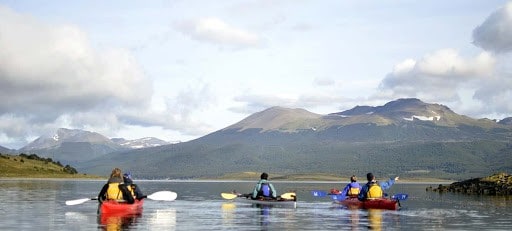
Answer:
[
  {"left": 251, "top": 172, "right": 277, "bottom": 199},
  {"left": 339, "top": 175, "right": 362, "bottom": 198},
  {"left": 358, "top": 172, "right": 399, "bottom": 201}
]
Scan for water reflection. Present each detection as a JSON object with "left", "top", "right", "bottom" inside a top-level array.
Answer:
[
  {"left": 98, "top": 212, "right": 141, "bottom": 231},
  {"left": 367, "top": 209, "right": 383, "bottom": 230},
  {"left": 148, "top": 208, "right": 176, "bottom": 229},
  {"left": 98, "top": 213, "right": 142, "bottom": 231},
  {"left": 348, "top": 208, "right": 360, "bottom": 230},
  {"left": 253, "top": 204, "right": 271, "bottom": 228},
  {"left": 221, "top": 202, "right": 236, "bottom": 227}
]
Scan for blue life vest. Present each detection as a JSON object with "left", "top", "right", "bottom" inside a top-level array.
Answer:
[{"left": 260, "top": 183, "right": 272, "bottom": 197}]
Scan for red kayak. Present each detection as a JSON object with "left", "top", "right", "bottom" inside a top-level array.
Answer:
[
  {"left": 99, "top": 200, "right": 144, "bottom": 215},
  {"left": 333, "top": 197, "right": 399, "bottom": 210}
]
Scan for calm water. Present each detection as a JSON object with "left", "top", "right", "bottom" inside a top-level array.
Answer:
[{"left": 0, "top": 179, "right": 511, "bottom": 230}]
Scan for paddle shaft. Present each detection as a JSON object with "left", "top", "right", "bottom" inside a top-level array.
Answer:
[{"left": 65, "top": 190, "right": 177, "bottom": 205}]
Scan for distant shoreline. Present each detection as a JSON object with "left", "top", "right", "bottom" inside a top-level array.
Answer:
[{"left": 0, "top": 177, "right": 453, "bottom": 185}]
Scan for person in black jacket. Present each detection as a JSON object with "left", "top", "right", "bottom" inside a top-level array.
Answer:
[
  {"left": 123, "top": 172, "right": 146, "bottom": 200},
  {"left": 97, "top": 168, "right": 135, "bottom": 204}
]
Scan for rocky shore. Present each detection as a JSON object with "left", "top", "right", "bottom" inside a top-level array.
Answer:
[{"left": 426, "top": 172, "right": 512, "bottom": 195}]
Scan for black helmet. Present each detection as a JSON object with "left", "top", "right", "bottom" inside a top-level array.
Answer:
[{"left": 261, "top": 172, "right": 268, "bottom": 180}]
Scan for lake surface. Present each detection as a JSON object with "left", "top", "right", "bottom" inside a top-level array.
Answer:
[{"left": 0, "top": 179, "right": 511, "bottom": 230}]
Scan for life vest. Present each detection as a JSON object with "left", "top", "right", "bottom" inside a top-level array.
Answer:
[
  {"left": 366, "top": 182, "right": 383, "bottom": 199},
  {"left": 348, "top": 186, "right": 360, "bottom": 197},
  {"left": 259, "top": 183, "right": 273, "bottom": 197},
  {"left": 124, "top": 184, "right": 135, "bottom": 197},
  {"left": 106, "top": 182, "right": 124, "bottom": 200}
]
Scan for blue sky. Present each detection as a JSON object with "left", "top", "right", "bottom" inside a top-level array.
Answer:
[{"left": 1, "top": 0, "right": 511, "bottom": 149}]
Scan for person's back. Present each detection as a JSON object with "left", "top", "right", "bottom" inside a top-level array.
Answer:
[
  {"left": 252, "top": 172, "right": 277, "bottom": 199},
  {"left": 357, "top": 173, "right": 383, "bottom": 201},
  {"left": 358, "top": 172, "right": 397, "bottom": 201},
  {"left": 365, "top": 181, "right": 383, "bottom": 199},
  {"left": 123, "top": 172, "right": 146, "bottom": 200},
  {"left": 98, "top": 168, "right": 135, "bottom": 204},
  {"left": 341, "top": 175, "right": 361, "bottom": 198}
]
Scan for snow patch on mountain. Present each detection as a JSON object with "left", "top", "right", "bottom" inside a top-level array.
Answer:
[
  {"left": 403, "top": 115, "right": 441, "bottom": 121},
  {"left": 112, "top": 137, "right": 170, "bottom": 149}
]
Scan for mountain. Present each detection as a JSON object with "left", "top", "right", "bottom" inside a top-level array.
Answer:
[
  {"left": 78, "top": 98, "right": 512, "bottom": 180},
  {"left": 19, "top": 128, "right": 129, "bottom": 165},
  {"left": 499, "top": 117, "right": 512, "bottom": 125},
  {"left": 111, "top": 137, "right": 170, "bottom": 149},
  {"left": 224, "top": 106, "right": 323, "bottom": 132},
  {"left": 0, "top": 145, "right": 16, "bottom": 154}
]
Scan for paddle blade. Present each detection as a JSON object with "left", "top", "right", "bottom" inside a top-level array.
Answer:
[
  {"left": 147, "top": 191, "right": 178, "bottom": 201},
  {"left": 280, "top": 192, "right": 296, "bottom": 200},
  {"left": 311, "top": 190, "right": 327, "bottom": 197},
  {"left": 221, "top": 193, "right": 238, "bottom": 200},
  {"left": 331, "top": 194, "right": 347, "bottom": 201},
  {"left": 65, "top": 198, "right": 91, "bottom": 206},
  {"left": 391, "top": 193, "right": 408, "bottom": 200}
]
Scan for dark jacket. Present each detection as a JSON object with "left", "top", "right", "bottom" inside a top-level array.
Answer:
[
  {"left": 124, "top": 177, "right": 145, "bottom": 200},
  {"left": 97, "top": 176, "right": 135, "bottom": 204}
]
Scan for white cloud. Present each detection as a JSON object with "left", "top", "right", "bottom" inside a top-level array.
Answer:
[
  {"left": 378, "top": 49, "right": 496, "bottom": 102},
  {"left": 174, "top": 17, "right": 264, "bottom": 48},
  {"left": 473, "top": 2, "right": 512, "bottom": 53},
  {"left": 0, "top": 6, "right": 152, "bottom": 120}
]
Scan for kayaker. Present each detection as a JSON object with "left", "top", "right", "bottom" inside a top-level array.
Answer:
[
  {"left": 251, "top": 172, "right": 277, "bottom": 200},
  {"left": 123, "top": 172, "right": 146, "bottom": 200},
  {"left": 339, "top": 175, "right": 362, "bottom": 198},
  {"left": 358, "top": 172, "right": 399, "bottom": 201},
  {"left": 98, "top": 167, "right": 135, "bottom": 204}
]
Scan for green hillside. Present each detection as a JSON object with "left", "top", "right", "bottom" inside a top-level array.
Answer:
[
  {"left": 75, "top": 99, "right": 512, "bottom": 180},
  {"left": 0, "top": 153, "right": 95, "bottom": 178}
]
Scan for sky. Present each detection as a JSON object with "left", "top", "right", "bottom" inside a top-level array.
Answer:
[{"left": 1, "top": 0, "right": 512, "bottom": 149}]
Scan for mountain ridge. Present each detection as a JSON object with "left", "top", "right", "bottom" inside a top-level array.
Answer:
[
  {"left": 17, "top": 128, "right": 170, "bottom": 165},
  {"left": 76, "top": 98, "right": 512, "bottom": 180}
]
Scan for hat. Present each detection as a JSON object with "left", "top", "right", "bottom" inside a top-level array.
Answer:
[{"left": 123, "top": 172, "right": 132, "bottom": 180}]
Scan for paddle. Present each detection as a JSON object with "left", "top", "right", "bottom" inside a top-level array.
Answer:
[
  {"left": 221, "top": 192, "right": 296, "bottom": 200},
  {"left": 65, "top": 198, "right": 97, "bottom": 206},
  {"left": 65, "top": 191, "right": 178, "bottom": 205},
  {"left": 391, "top": 193, "right": 408, "bottom": 200},
  {"left": 280, "top": 192, "right": 296, "bottom": 200},
  {"left": 330, "top": 194, "right": 347, "bottom": 201},
  {"left": 311, "top": 190, "right": 328, "bottom": 197},
  {"left": 221, "top": 192, "right": 239, "bottom": 200}
]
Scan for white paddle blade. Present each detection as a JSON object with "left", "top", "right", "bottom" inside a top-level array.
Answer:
[
  {"left": 221, "top": 193, "right": 238, "bottom": 200},
  {"left": 147, "top": 191, "right": 177, "bottom": 201},
  {"left": 65, "top": 198, "right": 90, "bottom": 205}
]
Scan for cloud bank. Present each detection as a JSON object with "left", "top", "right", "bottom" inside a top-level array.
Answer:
[{"left": 0, "top": 6, "right": 214, "bottom": 146}]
